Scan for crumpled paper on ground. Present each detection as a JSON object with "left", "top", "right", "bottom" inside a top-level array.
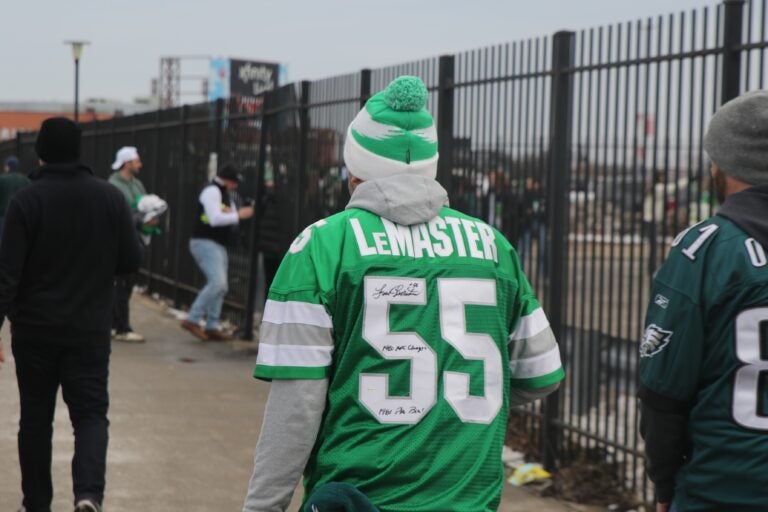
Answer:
[{"left": 507, "top": 463, "right": 552, "bottom": 486}]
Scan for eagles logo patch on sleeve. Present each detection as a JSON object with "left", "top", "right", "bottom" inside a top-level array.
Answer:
[{"left": 640, "top": 324, "right": 673, "bottom": 358}]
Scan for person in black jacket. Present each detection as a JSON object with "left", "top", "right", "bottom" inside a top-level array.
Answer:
[
  {"left": 0, "top": 117, "right": 141, "bottom": 512},
  {"left": 180, "top": 164, "right": 253, "bottom": 341}
]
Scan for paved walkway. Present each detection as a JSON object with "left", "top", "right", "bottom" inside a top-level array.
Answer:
[{"left": 0, "top": 295, "right": 596, "bottom": 511}]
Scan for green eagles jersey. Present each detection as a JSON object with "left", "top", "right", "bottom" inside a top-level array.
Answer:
[
  {"left": 254, "top": 206, "right": 564, "bottom": 512},
  {"left": 640, "top": 216, "right": 768, "bottom": 511}
]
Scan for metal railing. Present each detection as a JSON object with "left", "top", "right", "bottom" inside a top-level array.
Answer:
[{"left": 2, "top": 0, "right": 765, "bottom": 501}]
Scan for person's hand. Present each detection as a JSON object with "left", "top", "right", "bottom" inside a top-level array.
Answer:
[
  {"left": 143, "top": 217, "right": 160, "bottom": 228},
  {"left": 222, "top": 206, "right": 233, "bottom": 213},
  {"left": 238, "top": 206, "right": 255, "bottom": 220},
  {"left": 656, "top": 502, "right": 670, "bottom": 512}
]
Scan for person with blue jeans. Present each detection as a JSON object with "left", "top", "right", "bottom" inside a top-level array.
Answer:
[{"left": 181, "top": 164, "right": 253, "bottom": 341}]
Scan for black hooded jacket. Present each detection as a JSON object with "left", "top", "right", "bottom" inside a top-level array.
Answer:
[
  {"left": 0, "top": 162, "right": 142, "bottom": 344},
  {"left": 717, "top": 184, "right": 768, "bottom": 245}
]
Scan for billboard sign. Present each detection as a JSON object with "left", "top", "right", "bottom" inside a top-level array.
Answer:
[
  {"left": 208, "top": 58, "right": 231, "bottom": 102},
  {"left": 230, "top": 59, "right": 279, "bottom": 97},
  {"left": 208, "top": 58, "right": 280, "bottom": 102}
]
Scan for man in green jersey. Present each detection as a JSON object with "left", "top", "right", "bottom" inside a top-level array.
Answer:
[
  {"left": 639, "top": 91, "right": 768, "bottom": 511},
  {"left": 108, "top": 146, "right": 149, "bottom": 343},
  {"left": 242, "top": 76, "right": 564, "bottom": 512}
]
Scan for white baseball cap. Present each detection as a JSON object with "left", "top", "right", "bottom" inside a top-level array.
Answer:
[{"left": 112, "top": 146, "right": 140, "bottom": 170}]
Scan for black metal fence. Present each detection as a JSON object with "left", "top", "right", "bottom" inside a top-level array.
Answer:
[{"left": 2, "top": 0, "right": 766, "bottom": 501}]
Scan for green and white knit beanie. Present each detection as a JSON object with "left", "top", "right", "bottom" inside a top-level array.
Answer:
[{"left": 343, "top": 75, "right": 438, "bottom": 181}]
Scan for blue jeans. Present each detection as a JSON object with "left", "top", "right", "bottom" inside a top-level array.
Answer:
[{"left": 187, "top": 238, "right": 228, "bottom": 331}]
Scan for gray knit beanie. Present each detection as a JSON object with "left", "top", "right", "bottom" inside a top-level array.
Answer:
[{"left": 704, "top": 90, "right": 768, "bottom": 185}]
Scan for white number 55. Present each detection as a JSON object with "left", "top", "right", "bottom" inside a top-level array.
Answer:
[{"left": 359, "top": 276, "right": 502, "bottom": 425}]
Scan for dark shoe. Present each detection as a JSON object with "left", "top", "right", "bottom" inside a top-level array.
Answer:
[
  {"left": 181, "top": 320, "right": 209, "bottom": 340},
  {"left": 204, "top": 329, "right": 235, "bottom": 341}
]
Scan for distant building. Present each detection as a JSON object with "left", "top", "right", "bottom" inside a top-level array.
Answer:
[{"left": 0, "top": 98, "right": 157, "bottom": 141}]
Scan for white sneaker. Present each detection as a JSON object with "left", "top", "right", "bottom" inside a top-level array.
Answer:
[
  {"left": 113, "top": 331, "right": 145, "bottom": 343},
  {"left": 74, "top": 499, "right": 101, "bottom": 512}
]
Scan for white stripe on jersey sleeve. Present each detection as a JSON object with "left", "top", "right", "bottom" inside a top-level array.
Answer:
[
  {"left": 509, "top": 307, "right": 549, "bottom": 341},
  {"left": 263, "top": 299, "right": 333, "bottom": 328},
  {"left": 256, "top": 343, "right": 334, "bottom": 368},
  {"left": 509, "top": 345, "right": 563, "bottom": 379}
]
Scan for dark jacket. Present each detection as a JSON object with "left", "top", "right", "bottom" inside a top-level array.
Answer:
[
  {"left": 0, "top": 163, "right": 142, "bottom": 344},
  {"left": 192, "top": 180, "right": 238, "bottom": 247},
  {"left": 639, "top": 184, "right": 768, "bottom": 503}
]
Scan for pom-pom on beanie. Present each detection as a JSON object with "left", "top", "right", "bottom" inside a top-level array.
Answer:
[
  {"left": 343, "top": 75, "right": 438, "bottom": 181},
  {"left": 35, "top": 117, "right": 81, "bottom": 164}
]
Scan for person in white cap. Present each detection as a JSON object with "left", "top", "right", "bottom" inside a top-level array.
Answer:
[{"left": 107, "top": 146, "right": 149, "bottom": 343}]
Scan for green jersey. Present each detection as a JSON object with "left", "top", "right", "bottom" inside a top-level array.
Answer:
[
  {"left": 108, "top": 172, "right": 146, "bottom": 207},
  {"left": 254, "top": 206, "right": 564, "bottom": 512},
  {"left": 640, "top": 216, "right": 768, "bottom": 511}
]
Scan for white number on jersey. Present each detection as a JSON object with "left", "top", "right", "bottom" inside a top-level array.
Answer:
[
  {"left": 733, "top": 308, "right": 768, "bottom": 430},
  {"left": 360, "top": 276, "right": 502, "bottom": 425},
  {"left": 745, "top": 238, "right": 767, "bottom": 268},
  {"left": 680, "top": 224, "right": 719, "bottom": 261}
]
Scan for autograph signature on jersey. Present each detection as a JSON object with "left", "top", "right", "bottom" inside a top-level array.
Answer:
[
  {"left": 372, "top": 282, "right": 421, "bottom": 299},
  {"left": 640, "top": 324, "right": 673, "bottom": 358}
]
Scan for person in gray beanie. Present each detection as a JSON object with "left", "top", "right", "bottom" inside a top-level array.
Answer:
[{"left": 638, "top": 90, "right": 768, "bottom": 512}]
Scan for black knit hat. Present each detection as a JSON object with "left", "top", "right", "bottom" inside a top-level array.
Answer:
[
  {"left": 35, "top": 117, "right": 81, "bottom": 164},
  {"left": 217, "top": 163, "right": 243, "bottom": 183}
]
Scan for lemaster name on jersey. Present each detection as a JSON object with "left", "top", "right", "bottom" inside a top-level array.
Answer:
[{"left": 349, "top": 216, "right": 498, "bottom": 262}]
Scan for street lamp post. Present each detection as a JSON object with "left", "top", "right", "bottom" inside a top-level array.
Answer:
[{"left": 64, "top": 41, "right": 89, "bottom": 122}]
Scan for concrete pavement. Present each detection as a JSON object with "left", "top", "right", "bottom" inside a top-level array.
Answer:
[{"left": 0, "top": 294, "right": 594, "bottom": 511}]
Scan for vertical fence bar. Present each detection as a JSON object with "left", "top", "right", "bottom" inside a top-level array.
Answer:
[
  {"left": 360, "top": 68, "right": 372, "bottom": 107},
  {"left": 297, "top": 81, "right": 311, "bottom": 233},
  {"left": 172, "top": 105, "right": 189, "bottom": 308},
  {"left": 243, "top": 94, "right": 271, "bottom": 341},
  {"left": 148, "top": 108, "right": 161, "bottom": 291},
  {"left": 437, "top": 55, "right": 455, "bottom": 193},
  {"left": 542, "top": 30, "right": 575, "bottom": 471},
  {"left": 722, "top": 0, "right": 745, "bottom": 102},
  {"left": 214, "top": 98, "right": 224, "bottom": 160},
  {"left": 15, "top": 131, "right": 23, "bottom": 159}
]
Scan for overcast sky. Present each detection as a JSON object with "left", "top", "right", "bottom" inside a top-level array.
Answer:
[{"left": 2, "top": 0, "right": 714, "bottom": 104}]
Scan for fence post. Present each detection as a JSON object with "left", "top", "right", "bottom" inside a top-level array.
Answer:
[
  {"left": 721, "top": 0, "right": 745, "bottom": 103},
  {"left": 243, "top": 93, "right": 272, "bottom": 341},
  {"left": 437, "top": 55, "right": 455, "bottom": 194},
  {"left": 338, "top": 69, "right": 372, "bottom": 207},
  {"left": 215, "top": 98, "right": 225, "bottom": 160},
  {"left": 15, "top": 131, "right": 22, "bottom": 160},
  {"left": 297, "top": 80, "right": 311, "bottom": 232},
  {"left": 542, "top": 30, "right": 575, "bottom": 471},
  {"left": 91, "top": 118, "right": 99, "bottom": 168},
  {"left": 144, "top": 109, "right": 161, "bottom": 293},
  {"left": 360, "top": 68, "right": 372, "bottom": 107},
  {"left": 172, "top": 105, "right": 189, "bottom": 308}
]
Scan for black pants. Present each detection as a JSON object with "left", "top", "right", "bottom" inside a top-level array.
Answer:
[
  {"left": 112, "top": 274, "right": 135, "bottom": 333},
  {"left": 12, "top": 337, "right": 111, "bottom": 512}
]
